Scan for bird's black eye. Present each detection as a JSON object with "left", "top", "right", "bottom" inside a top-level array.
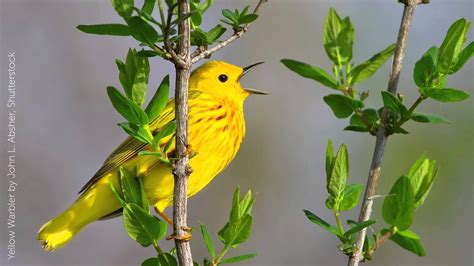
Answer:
[{"left": 218, "top": 74, "right": 228, "bottom": 83}]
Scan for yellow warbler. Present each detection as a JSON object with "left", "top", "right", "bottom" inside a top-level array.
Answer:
[{"left": 37, "top": 61, "right": 265, "bottom": 251}]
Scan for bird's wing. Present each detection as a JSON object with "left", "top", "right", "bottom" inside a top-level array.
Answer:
[{"left": 78, "top": 99, "right": 176, "bottom": 194}]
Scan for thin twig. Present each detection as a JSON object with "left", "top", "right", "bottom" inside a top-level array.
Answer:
[
  {"left": 347, "top": 1, "right": 422, "bottom": 265},
  {"left": 393, "top": 94, "right": 425, "bottom": 129},
  {"left": 164, "top": 3, "right": 185, "bottom": 67},
  {"left": 191, "top": 0, "right": 267, "bottom": 63},
  {"left": 369, "top": 229, "right": 394, "bottom": 254},
  {"left": 172, "top": 0, "right": 193, "bottom": 265}
]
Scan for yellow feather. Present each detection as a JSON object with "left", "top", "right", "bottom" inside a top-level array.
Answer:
[{"left": 37, "top": 61, "right": 253, "bottom": 251}]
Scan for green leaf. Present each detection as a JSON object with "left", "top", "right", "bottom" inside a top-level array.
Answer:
[
  {"left": 303, "top": 210, "right": 340, "bottom": 236},
  {"left": 348, "top": 43, "right": 396, "bottom": 85},
  {"left": 229, "top": 186, "right": 240, "bottom": 224},
  {"left": 327, "top": 144, "right": 349, "bottom": 202},
  {"left": 131, "top": 55, "right": 150, "bottom": 105},
  {"left": 123, "top": 203, "right": 167, "bottom": 246},
  {"left": 344, "top": 125, "right": 369, "bottom": 133},
  {"left": 107, "top": 86, "right": 149, "bottom": 125},
  {"left": 200, "top": 224, "right": 216, "bottom": 259},
  {"left": 343, "top": 220, "right": 376, "bottom": 238},
  {"left": 348, "top": 115, "right": 365, "bottom": 127},
  {"left": 163, "top": 134, "right": 175, "bottom": 153},
  {"left": 206, "top": 24, "right": 227, "bottom": 43},
  {"left": 77, "top": 24, "right": 130, "bottom": 36},
  {"left": 146, "top": 75, "right": 170, "bottom": 122},
  {"left": 142, "top": 254, "right": 178, "bottom": 266},
  {"left": 420, "top": 88, "right": 470, "bottom": 102},
  {"left": 338, "top": 17, "right": 355, "bottom": 64},
  {"left": 220, "top": 253, "right": 257, "bottom": 264},
  {"left": 222, "top": 9, "right": 238, "bottom": 25},
  {"left": 152, "top": 121, "right": 176, "bottom": 149},
  {"left": 190, "top": 3, "right": 203, "bottom": 27},
  {"left": 190, "top": 28, "right": 208, "bottom": 46},
  {"left": 325, "top": 139, "right": 334, "bottom": 183},
  {"left": 124, "top": 49, "right": 137, "bottom": 97},
  {"left": 410, "top": 112, "right": 450, "bottom": 124},
  {"left": 323, "top": 94, "right": 364, "bottom": 118},
  {"left": 324, "top": 8, "right": 353, "bottom": 65},
  {"left": 142, "top": 257, "right": 159, "bottom": 266},
  {"left": 325, "top": 195, "right": 336, "bottom": 210},
  {"left": 450, "top": 41, "right": 474, "bottom": 73},
  {"left": 381, "top": 91, "right": 408, "bottom": 114},
  {"left": 281, "top": 59, "right": 339, "bottom": 90},
  {"left": 218, "top": 215, "right": 252, "bottom": 248},
  {"left": 138, "top": 150, "right": 164, "bottom": 159},
  {"left": 218, "top": 187, "right": 255, "bottom": 248},
  {"left": 382, "top": 229, "right": 426, "bottom": 256},
  {"left": 413, "top": 46, "right": 439, "bottom": 88},
  {"left": 157, "top": 253, "right": 178, "bottom": 266},
  {"left": 128, "top": 16, "right": 159, "bottom": 45},
  {"left": 382, "top": 176, "right": 415, "bottom": 231},
  {"left": 239, "top": 14, "right": 258, "bottom": 24},
  {"left": 119, "top": 167, "right": 148, "bottom": 209},
  {"left": 112, "top": 0, "right": 134, "bottom": 20},
  {"left": 116, "top": 59, "right": 127, "bottom": 75},
  {"left": 339, "top": 184, "right": 364, "bottom": 211},
  {"left": 438, "top": 18, "right": 469, "bottom": 74},
  {"left": 141, "top": 0, "right": 155, "bottom": 15},
  {"left": 137, "top": 50, "right": 162, "bottom": 58},
  {"left": 347, "top": 108, "right": 379, "bottom": 132},
  {"left": 109, "top": 182, "right": 127, "bottom": 207},
  {"left": 407, "top": 155, "right": 439, "bottom": 208},
  {"left": 118, "top": 122, "right": 153, "bottom": 143},
  {"left": 238, "top": 190, "right": 255, "bottom": 218}
]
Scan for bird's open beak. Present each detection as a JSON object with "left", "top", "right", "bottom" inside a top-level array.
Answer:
[{"left": 240, "top": 62, "right": 268, "bottom": 95}]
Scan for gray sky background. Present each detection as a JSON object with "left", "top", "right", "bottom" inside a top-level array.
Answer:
[{"left": 1, "top": 0, "right": 473, "bottom": 265}]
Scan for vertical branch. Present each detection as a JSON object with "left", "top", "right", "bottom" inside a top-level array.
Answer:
[
  {"left": 348, "top": 1, "right": 423, "bottom": 265},
  {"left": 173, "top": 0, "right": 193, "bottom": 265}
]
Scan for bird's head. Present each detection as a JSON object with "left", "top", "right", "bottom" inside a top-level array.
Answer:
[{"left": 189, "top": 60, "right": 266, "bottom": 102}]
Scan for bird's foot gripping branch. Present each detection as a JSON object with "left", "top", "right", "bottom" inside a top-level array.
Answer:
[
  {"left": 111, "top": 170, "right": 257, "bottom": 266},
  {"left": 282, "top": 3, "right": 471, "bottom": 265}
]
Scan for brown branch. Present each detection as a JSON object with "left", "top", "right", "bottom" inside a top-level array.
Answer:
[
  {"left": 369, "top": 230, "right": 394, "bottom": 254},
  {"left": 172, "top": 0, "right": 193, "bottom": 265},
  {"left": 190, "top": 0, "right": 267, "bottom": 64},
  {"left": 164, "top": 3, "right": 186, "bottom": 67},
  {"left": 347, "top": 1, "right": 424, "bottom": 265}
]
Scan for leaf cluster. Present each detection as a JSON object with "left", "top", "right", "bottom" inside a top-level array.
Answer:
[
  {"left": 304, "top": 141, "right": 439, "bottom": 260},
  {"left": 304, "top": 140, "right": 370, "bottom": 256},
  {"left": 109, "top": 49, "right": 176, "bottom": 163},
  {"left": 282, "top": 9, "right": 471, "bottom": 136},
  {"left": 200, "top": 187, "right": 257, "bottom": 266},
  {"left": 77, "top": 0, "right": 260, "bottom": 61},
  {"left": 110, "top": 168, "right": 167, "bottom": 251}
]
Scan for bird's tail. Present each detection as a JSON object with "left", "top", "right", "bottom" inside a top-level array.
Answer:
[
  {"left": 37, "top": 204, "right": 89, "bottom": 251},
  {"left": 37, "top": 174, "right": 122, "bottom": 251}
]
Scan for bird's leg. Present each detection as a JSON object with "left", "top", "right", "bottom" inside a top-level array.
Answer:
[
  {"left": 154, "top": 206, "right": 173, "bottom": 226},
  {"left": 154, "top": 206, "right": 192, "bottom": 241}
]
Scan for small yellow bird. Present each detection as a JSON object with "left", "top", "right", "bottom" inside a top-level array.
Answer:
[{"left": 37, "top": 61, "right": 265, "bottom": 251}]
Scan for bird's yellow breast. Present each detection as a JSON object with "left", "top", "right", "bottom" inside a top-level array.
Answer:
[{"left": 138, "top": 92, "right": 246, "bottom": 211}]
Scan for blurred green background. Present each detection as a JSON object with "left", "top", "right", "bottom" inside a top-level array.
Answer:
[{"left": 0, "top": 0, "right": 472, "bottom": 265}]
